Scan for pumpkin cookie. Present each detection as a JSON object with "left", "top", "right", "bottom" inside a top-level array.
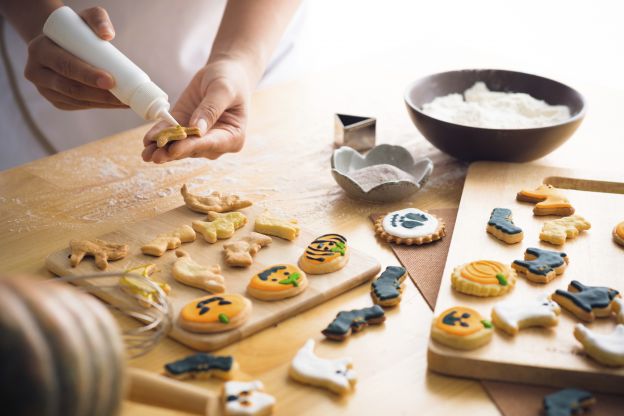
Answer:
[
  {"left": 298, "top": 233, "right": 349, "bottom": 274},
  {"left": 180, "top": 184, "right": 252, "bottom": 214},
  {"left": 151, "top": 125, "right": 201, "bottom": 148},
  {"left": 247, "top": 264, "right": 308, "bottom": 301},
  {"left": 178, "top": 294, "right": 252, "bottom": 333},
  {"left": 512, "top": 247, "right": 568, "bottom": 284},
  {"left": 374, "top": 208, "right": 445, "bottom": 245},
  {"left": 431, "top": 306, "right": 493, "bottom": 350},
  {"left": 486, "top": 208, "right": 523, "bottom": 244},
  {"left": 613, "top": 221, "right": 624, "bottom": 247},
  {"left": 254, "top": 211, "right": 300, "bottom": 240},
  {"left": 69, "top": 238, "right": 128, "bottom": 270},
  {"left": 516, "top": 184, "right": 575, "bottom": 216},
  {"left": 540, "top": 214, "right": 591, "bottom": 245},
  {"left": 551, "top": 280, "right": 620, "bottom": 322},
  {"left": 451, "top": 260, "right": 516, "bottom": 297}
]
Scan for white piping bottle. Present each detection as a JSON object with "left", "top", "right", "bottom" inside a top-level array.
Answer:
[{"left": 42, "top": 6, "right": 177, "bottom": 125}]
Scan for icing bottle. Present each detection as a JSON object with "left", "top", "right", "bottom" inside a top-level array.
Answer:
[{"left": 42, "top": 6, "right": 177, "bottom": 125}]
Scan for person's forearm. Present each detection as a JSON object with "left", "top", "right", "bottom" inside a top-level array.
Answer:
[
  {"left": 0, "top": 0, "right": 63, "bottom": 42},
  {"left": 208, "top": 0, "right": 301, "bottom": 86}
]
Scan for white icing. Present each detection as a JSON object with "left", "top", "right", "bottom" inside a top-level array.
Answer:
[
  {"left": 223, "top": 380, "right": 275, "bottom": 416},
  {"left": 614, "top": 298, "right": 624, "bottom": 324},
  {"left": 382, "top": 208, "right": 438, "bottom": 239},
  {"left": 493, "top": 294, "right": 560, "bottom": 331},
  {"left": 575, "top": 324, "right": 624, "bottom": 359},
  {"left": 290, "top": 339, "right": 357, "bottom": 394}
]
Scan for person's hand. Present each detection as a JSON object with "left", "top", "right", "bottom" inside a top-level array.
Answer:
[
  {"left": 142, "top": 60, "right": 251, "bottom": 163},
  {"left": 24, "top": 7, "right": 126, "bottom": 110}
]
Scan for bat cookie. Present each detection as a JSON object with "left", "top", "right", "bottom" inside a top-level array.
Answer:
[
  {"left": 119, "top": 264, "right": 171, "bottom": 308},
  {"left": 574, "top": 324, "right": 624, "bottom": 367},
  {"left": 298, "top": 233, "right": 349, "bottom": 274},
  {"left": 254, "top": 211, "right": 300, "bottom": 240},
  {"left": 223, "top": 380, "right": 275, "bottom": 416},
  {"left": 69, "top": 238, "right": 128, "bottom": 270},
  {"left": 181, "top": 184, "right": 252, "bottom": 214},
  {"left": 151, "top": 125, "right": 200, "bottom": 148},
  {"left": 141, "top": 224, "right": 196, "bottom": 256},
  {"left": 511, "top": 247, "right": 568, "bottom": 284},
  {"left": 543, "top": 388, "right": 595, "bottom": 416},
  {"left": 613, "top": 220, "right": 624, "bottom": 247},
  {"left": 516, "top": 184, "right": 575, "bottom": 216},
  {"left": 172, "top": 250, "right": 225, "bottom": 293},
  {"left": 431, "top": 306, "right": 493, "bottom": 350},
  {"left": 370, "top": 265, "right": 407, "bottom": 307},
  {"left": 164, "top": 353, "right": 237, "bottom": 380},
  {"left": 491, "top": 294, "right": 560, "bottom": 335},
  {"left": 486, "top": 208, "right": 523, "bottom": 244},
  {"left": 451, "top": 260, "right": 516, "bottom": 297},
  {"left": 551, "top": 280, "right": 620, "bottom": 322},
  {"left": 540, "top": 214, "right": 591, "bottom": 245},
  {"left": 178, "top": 294, "right": 252, "bottom": 333},
  {"left": 374, "top": 208, "right": 445, "bottom": 245},
  {"left": 322, "top": 305, "right": 385, "bottom": 341},
  {"left": 193, "top": 211, "right": 247, "bottom": 243},
  {"left": 223, "top": 232, "right": 272, "bottom": 267},
  {"left": 289, "top": 339, "right": 357, "bottom": 395},
  {"left": 247, "top": 264, "right": 308, "bottom": 301}
]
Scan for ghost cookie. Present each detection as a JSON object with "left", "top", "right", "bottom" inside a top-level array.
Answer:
[
  {"left": 193, "top": 211, "right": 247, "bottom": 243},
  {"left": 178, "top": 294, "right": 252, "bottom": 333},
  {"left": 516, "top": 184, "right": 575, "bottom": 216},
  {"left": 181, "top": 184, "right": 252, "bottom": 214},
  {"left": 491, "top": 294, "right": 561, "bottom": 336},
  {"left": 543, "top": 388, "right": 595, "bottom": 416},
  {"left": 119, "top": 264, "right": 171, "bottom": 308},
  {"left": 172, "top": 250, "right": 225, "bottom": 293},
  {"left": 223, "top": 380, "right": 275, "bottom": 416},
  {"left": 141, "top": 224, "right": 196, "bottom": 256},
  {"left": 223, "top": 232, "right": 272, "bottom": 267},
  {"left": 574, "top": 324, "right": 624, "bottom": 367},
  {"left": 613, "top": 221, "right": 624, "bottom": 247},
  {"left": 370, "top": 266, "right": 407, "bottom": 307},
  {"left": 151, "top": 125, "right": 201, "bottom": 148},
  {"left": 247, "top": 264, "right": 308, "bottom": 301},
  {"left": 540, "top": 214, "right": 591, "bottom": 245},
  {"left": 289, "top": 339, "right": 357, "bottom": 395},
  {"left": 431, "top": 306, "right": 493, "bottom": 350},
  {"left": 551, "top": 280, "right": 620, "bottom": 322},
  {"left": 486, "top": 208, "right": 523, "bottom": 244},
  {"left": 512, "top": 247, "right": 568, "bottom": 284},
  {"left": 69, "top": 238, "right": 128, "bottom": 270},
  {"left": 298, "top": 233, "right": 349, "bottom": 274},
  {"left": 254, "top": 211, "right": 300, "bottom": 240},
  {"left": 451, "top": 260, "right": 516, "bottom": 297},
  {"left": 164, "top": 353, "right": 237, "bottom": 380},
  {"left": 374, "top": 208, "right": 445, "bottom": 245},
  {"left": 322, "top": 305, "right": 385, "bottom": 341},
  {"left": 614, "top": 298, "right": 624, "bottom": 324}
]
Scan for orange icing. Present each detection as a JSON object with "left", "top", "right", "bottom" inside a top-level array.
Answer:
[
  {"left": 180, "top": 294, "right": 247, "bottom": 323},
  {"left": 248, "top": 264, "right": 304, "bottom": 292},
  {"left": 435, "top": 306, "right": 484, "bottom": 336},
  {"left": 460, "top": 260, "right": 507, "bottom": 285},
  {"left": 519, "top": 184, "right": 572, "bottom": 209},
  {"left": 617, "top": 222, "right": 624, "bottom": 239}
]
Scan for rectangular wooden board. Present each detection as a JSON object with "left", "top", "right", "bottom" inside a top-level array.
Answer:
[
  {"left": 427, "top": 161, "right": 624, "bottom": 394},
  {"left": 46, "top": 205, "right": 381, "bottom": 351}
]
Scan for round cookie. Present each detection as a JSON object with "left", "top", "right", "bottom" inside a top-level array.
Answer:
[
  {"left": 431, "top": 306, "right": 493, "bottom": 350},
  {"left": 451, "top": 260, "right": 516, "bottom": 297},
  {"left": 374, "top": 208, "right": 445, "bottom": 245},
  {"left": 178, "top": 294, "right": 252, "bottom": 333},
  {"left": 247, "top": 264, "right": 308, "bottom": 301},
  {"left": 298, "top": 233, "right": 349, "bottom": 274},
  {"left": 613, "top": 221, "right": 624, "bottom": 247}
]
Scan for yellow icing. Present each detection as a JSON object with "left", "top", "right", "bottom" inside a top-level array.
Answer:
[
  {"left": 435, "top": 306, "right": 484, "bottom": 336},
  {"left": 248, "top": 264, "right": 304, "bottom": 292},
  {"left": 180, "top": 294, "right": 247, "bottom": 323},
  {"left": 460, "top": 260, "right": 507, "bottom": 285},
  {"left": 300, "top": 234, "right": 346, "bottom": 265},
  {"left": 519, "top": 184, "right": 572, "bottom": 209}
]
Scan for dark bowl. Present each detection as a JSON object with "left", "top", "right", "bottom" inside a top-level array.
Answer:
[{"left": 404, "top": 69, "right": 586, "bottom": 162}]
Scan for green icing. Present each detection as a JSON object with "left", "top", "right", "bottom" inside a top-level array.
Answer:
[
  {"left": 330, "top": 241, "right": 346, "bottom": 256},
  {"left": 218, "top": 313, "right": 230, "bottom": 324},
  {"left": 279, "top": 272, "right": 300, "bottom": 287},
  {"left": 495, "top": 273, "right": 508, "bottom": 286},
  {"left": 481, "top": 319, "right": 493, "bottom": 329}
]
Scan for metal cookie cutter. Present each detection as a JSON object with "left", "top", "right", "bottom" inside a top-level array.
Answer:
[{"left": 334, "top": 113, "right": 376, "bottom": 152}]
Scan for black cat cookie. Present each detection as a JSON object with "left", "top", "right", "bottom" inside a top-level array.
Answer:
[
  {"left": 551, "top": 280, "right": 620, "bottom": 322},
  {"left": 374, "top": 208, "right": 445, "bottom": 245},
  {"left": 371, "top": 266, "right": 407, "bottom": 307},
  {"left": 486, "top": 208, "right": 523, "bottom": 244},
  {"left": 164, "top": 353, "right": 237, "bottom": 380},
  {"left": 512, "top": 247, "right": 568, "bottom": 284},
  {"left": 543, "top": 388, "right": 595, "bottom": 416},
  {"left": 322, "top": 305, "right": 386, "bottom": 341}
]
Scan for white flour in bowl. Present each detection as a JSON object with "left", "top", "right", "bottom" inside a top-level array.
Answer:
[
  {"left": 347, "top": 164, "right": 417, "bottom": 192},
  {"left": 422, "top": 82, "right": 570, "bottom": 129}
]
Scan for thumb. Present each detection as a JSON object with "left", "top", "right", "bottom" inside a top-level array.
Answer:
[
  {"left": 80, "top": 7, "right": 115, "bottom": 41},
  {"left": 189, "top": 80, "right": 236, "bottom": 135}
]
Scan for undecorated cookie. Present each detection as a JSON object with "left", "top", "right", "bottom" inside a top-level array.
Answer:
[
  {"left": 247, "top": 264, "right": 308, "bottom": 301},
  {"left": 178, "top": 294, "right": 252, "bottom": 333},
  {"left": 69, "top": 238, "right": 128, "bottom": 270},
  {"left": 431, "top": 306, "right": 493, "bottom": 350},
  {"left": 223, "top": 232, "right": 272, "bottom": 267},
  {"left": 193, "top": 211, "right": 247, "bottom": 243},
  {"left": 172, "top": 250, "right": 225, "bottom": 293},
  {"left": 516, "top": 184, "right": 574, "bottom": 216},
  {"left": 574, "top": 324, "right": 624, "bottom": 367},
  {"left": 486, "top": 208, "right": 523, "bottom": 244},
  {"left": 491, "top": 294, "right": 560, "bottom": 336},
  {"left": 298, "top": 233, "right": 349, "bottom": 274},
  {"left": 374, "top": 208, "right": 445, "bottom": 245},
  {"left": 540, "top": 215, "right": 591, "bottom": 245},
  {"left": 181, "top": 184, "right": 252, "bottom": 214},
  {"left": 254, "top": 211, "right": 300, "bottom": 240},
  {"left": 511, "top": 247, "right": 568, "bottom": 284},
  {"left": 152, "top": 125, "right": 200, "bottom": 148},
  {"left": 451, "top": 260, "right": 516, "bottom": 297},
  {"left": 141, "top": 225, "right": 196, "bottom": 257}
]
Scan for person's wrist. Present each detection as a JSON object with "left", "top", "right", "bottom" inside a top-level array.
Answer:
[{"left": 207, "top": 49, "right": 264, "bottom": 88}]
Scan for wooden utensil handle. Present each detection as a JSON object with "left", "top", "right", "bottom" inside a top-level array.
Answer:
[{"left": 127, "top": 368, "right": 220, "bottom": 415}]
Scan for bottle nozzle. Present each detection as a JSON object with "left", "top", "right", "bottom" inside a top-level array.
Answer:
[{"left": 158, "top": 109, "right": 178, "bottom": 126}]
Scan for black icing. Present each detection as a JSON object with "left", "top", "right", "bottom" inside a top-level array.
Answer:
[
  {"left": 554, "top": 280, "right": 619, "bottom": 313},
  {"left": 258, "top": 265, "right": 286, "bottom": 281},
  {"left": 372, "top": 266, "right": 406, "bottom": 301},
  {"left": 442, "top": 310, "right": 471, "bottom": 327},
  {"left": 322, "top": 305, "right": 385, "bottom": 336},
  {"left": 390, "top": 212, "right": 429, "bottom": 229},
  {"left": 196, "top": 296, "right": 232, "bottom": 315},
  {"left": 305, "top": 234, "right": 347, "bottom": 262},
  {"left": 165, "top": 354, "right": 233, "bottom": 375},
  {"left": 488, "top": 208, "right": 522, "bottom": 235},
  {"left": 513, "top": 247, "right": 567, "bottom": 276},
  {"left": 543, "top": 388, "right": 594, "bottom": 416}
]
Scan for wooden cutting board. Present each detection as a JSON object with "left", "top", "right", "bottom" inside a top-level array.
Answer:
[
  {"left": 46, "top": 205, "right": 381, "bottom": 351},
  {"left": 427, "top": 161, "right": 624, "bottom": 394}
]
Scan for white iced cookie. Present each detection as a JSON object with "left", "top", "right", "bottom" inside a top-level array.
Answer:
[
  {"left": 289, "top": 339, "right": 357, "bottom": 395},
  {"left": 223, "top": 380, "right": 275, "bottom": 416},
  {"left": 491, "top": 294, "right": 560, "bottom": 335},
  {"left": 374, "top": 208, "right": 445, "bottom": 245},
  {"left": 172, "top": 250, "right": 225, "bottom": 293},
  {"left": 574, "top": 324, "right": 624, "bottom": 367}
]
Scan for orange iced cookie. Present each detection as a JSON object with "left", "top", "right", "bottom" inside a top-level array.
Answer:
[
  {"left": 516, "top": 184, "right": 574, "bottom": 216},
  {"left": 431, "top": 306, "right": 493, "bottom": 350},
  {"left": 613, "top": 221, "right": 624, "bottom": 247},
  {"left": 178, "top": 294, "right": 251, "bottom": 333},
  {"left": 451, "top": 260, "right": 516, "bottom": 297},
  {"left": 247, "top": 264, "right": 308, "bottom": 301}
]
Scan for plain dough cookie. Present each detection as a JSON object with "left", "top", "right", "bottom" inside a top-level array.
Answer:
[{"left": 152, "top": 126, "right": 201, "bottom": 148}]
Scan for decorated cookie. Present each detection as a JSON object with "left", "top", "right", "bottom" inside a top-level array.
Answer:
[
  {"left": 254, "top": 211, "right": 300, "bottom": 240},
  {"left": 486, "top": 208, "right": 523, "bottom": 244},
  {"left": 247, "top": 264, "right": 308, "bottom": 301},
  {"left": 540, "top": 214, "right": 591, "bottom": 246},
  {"left": 431, "top": 306, "right": 493, "bottom": 350},
  {"left": 298, "top": 233, "right": 349, "bottom": 274},
  {"left": 614, "top": 298, "right": 624, "bottom": 324},
  {"left": 164, "top": 353, "right": 237, "bottom": 380},
  {"left": 551, "top": 280, "right": 620, "bottom": 322},
  {"left": 516, "top": 184, "right": 575, "bottom": 216},
  {"left": 512, "top": 247, "right": 568, "bottom": 284},
  {"left": 370, "top": 266, "right": 407, "bottom": 307},
  {"left": 69, "top": 238, "right": 128, "bottom": 270},
  {"left": 322, "top": 305, "right": 385, "bottom": 341},
  {"left": 543, "top": 388, "right": 595, "bottom": 416},
  {"left": 141, "top": 224, "right": 196, "bottom": 257},
  {"left": 574, "top": 324, "right": 624, "bottom": 367},
  {"left": 178, "top": 294, "right": 252, "bottom": 333},
  {"left": 181, "top": 184, "right": 252, "bottom": 214},
  {"left": 613, "top": 221, "right": 624, "bottom": 247},
  {"left": 193, "top": 211, "right": 247, "bottom": 243},
  {"left": 223, "top": 380, "right": 275, "bottom": 416},
  {"left": 491, "top": 294, "right": 560, "bottom": 336},
  {"left": 151, "top": 125, "right": 200, "bottom": 148},
  {"left": 289, "top": 339, "right": 357, "bottom": 395},
  {"left": 374, "top": 208, "right": 445, "bottom": 245},
  {"left": 119, "top": 264, "right": 171, "bottom": 308},
  {"left": 172, "top": 250, "right": 225, "bottom": 293},
  {"left": 223, "top": 232, "right": 272, "bottom": 267},
  {"left": 451, "top": 260, "right": 516, "bottom": 297}
]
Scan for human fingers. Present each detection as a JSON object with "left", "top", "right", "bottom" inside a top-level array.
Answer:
[
  {"left": 166, "top": 126, "right": 244, "bottom": 161},
  {"left": 188, "top": 79, "right": 237, "bottom": 134},
  {"left": 36, "top": 87, "right": 126, "bottom": 110},
  {"left": 79, "top": 6, "right": 115, "bottom": 40}
]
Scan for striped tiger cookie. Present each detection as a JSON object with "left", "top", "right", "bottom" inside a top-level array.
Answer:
[{"left": 298, "top": 233, "right": 349, "bottom": 274}]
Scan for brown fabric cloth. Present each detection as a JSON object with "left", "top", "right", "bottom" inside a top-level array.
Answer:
[{"left": 370, "top": 209, "right": 623, "bottom": 416}]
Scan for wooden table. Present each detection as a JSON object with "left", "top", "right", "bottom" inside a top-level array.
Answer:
[{"left": 1, "top": 46, "right": 623, "bottom": 415}]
